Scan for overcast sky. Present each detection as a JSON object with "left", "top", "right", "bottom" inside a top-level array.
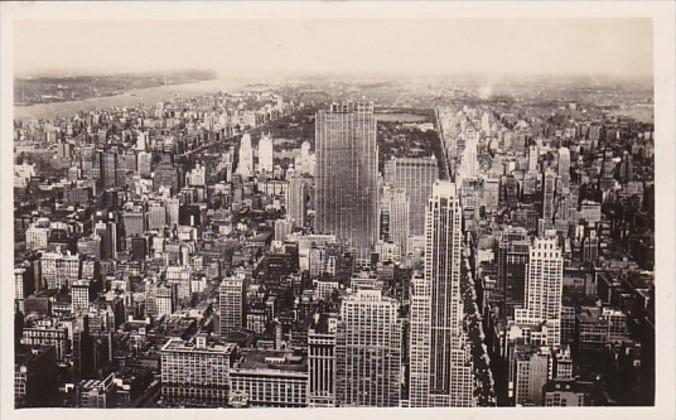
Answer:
[{"left": 14, "top": 18, "right": 653, "bottom": 78}]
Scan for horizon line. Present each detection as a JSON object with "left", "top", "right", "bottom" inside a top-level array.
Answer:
[{"left": 14, "top": 68, "right": 654, "bottom": 82}]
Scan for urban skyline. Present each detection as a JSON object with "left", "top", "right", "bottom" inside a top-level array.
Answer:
[{"left": 5, "top": 8, "right": 669, "bottom": 417}]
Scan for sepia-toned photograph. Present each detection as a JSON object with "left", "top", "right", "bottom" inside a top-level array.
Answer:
[{"left": 1, "top": 2, "right": 674, "bottom": 420}]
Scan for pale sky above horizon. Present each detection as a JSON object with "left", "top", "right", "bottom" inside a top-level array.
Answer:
[{"left": 14, "top": 18, "right": 653, "bottom": 78}]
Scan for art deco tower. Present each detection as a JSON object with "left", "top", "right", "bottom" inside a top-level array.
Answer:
[
  {"left": 516, "top": 230, "right": 564, "bottom": 347},
  {"left": 425, "top": 181, "right": 464, "bottom": 395},
  {"left": 409, "top": 180, "right": 474, "bottom": 407},
  {"left": 236, "top": 133, "right": 254, "bottom": 178}
]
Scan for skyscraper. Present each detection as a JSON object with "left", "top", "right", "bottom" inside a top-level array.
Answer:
[
  {"left": 383, "top": 156, "right": 438, "bottom": 236},
  {"left": 514, "top": 347, "right": 550, "bottom": 406},
  {"left": 380, "top": 186, "right": 410, "bottom": 255},
  {"left": 408, "top": 273, "right": 431, "bottom": 407},
  {"left": 155, "top": 283, "right": 176, "bottom": 318},
  {"left": 582, "top": 230, "right": 599, "bottom": 263},
  {"left": 14, "top": 267, "right": 33, "bottom": 313},
  {"left": 101, "top": 151, "right": 117, "bottom": 188},
  {"left": 258, "top": 134, "right": 274, "bottom": 173},
  {"left": 15, "top": 345, "right": 58, "bottom": 408},
  {"left": 315, "top": 102, "right": 378, "bottom": 258},
  {"left": 554, "top": 186, "right": 571, "bottom": 227},
  {"left": 136, "top": 131, "right": 148, "bottom": 151},
  {"left": 137, "top": 151, "right": 152, "bottom": 176},
  {"left": 542, "top": 169, "right": 557, "bottom": 222},
  {"left": 286, "top": 169, "right": 306, "bottom": 227},
  {"left": 295, "top": 140, "right": 315, "bottom": 175},
  {"left": 495, "top": 226, "right": 530, "bottom": 317},
  {"left": 219, "top": 276, "right": 246, "bottom": 337},
  {"left": 482, "top": 178, "right": 501, "bottom": 213},
  {"left": 481, "top": 112, "right": 491, "bottom": 135},
  {"left": 459, "top": 132, "right": 479, "bottom": 181},
  {"left": 122, "top": 208, "right": 145, "bottom": 237},
  {"left": 115, "top": 152, "right": 128, "bottom": 188},
  {"left": 186, "top": 163, "right": 206, "bottom": 187},
  {"left": 528, "top": 145, "right": 539, "bottom": 173},
  {"left": 619, "top": 150, "right": 634, "bottom": 183},
  {"left": 557, "top": 147, "right": 571, "bottom": 190},
  {"left": 516, "top": 230, "right": 564, "bottom": 348},
  {"left": 237, "top": 133, "right": 254, "bottom": 178},
  {"left": 165, "top": 198, "right": 180, "bottom": 227},
  {"left": 335, "top": 288, "right": 401, "bottom": 407},
  {"left": 408, "top": 180, "right": 474, "bottom": 407},
  {"left": 94, "top": 220, "right": 117, "bottom": 260},
  {"left": 524, "top": 232, "right": 563, "bottom": 321},
  {"left": 153, "top": 161, "right": 179, "bottom": 194},
  {"left": 308, "top": 314, "right": 337, "bottom": 407},
  {"left": 426, "top": 180, "right": 463, "bottom": 386},
  {"left": 147, "top": 202, "right": 167, "bottom": 231},
  {"left": 80, "top": 146, "right": 100, "bottom": 181}
]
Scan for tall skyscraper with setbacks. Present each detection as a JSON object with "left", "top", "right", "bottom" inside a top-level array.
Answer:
[
  {"left": 314, "top": 101, "right": 378, "bottom": 259},
  {"left": 237, "top": 133, "right": 254, "bottom": 178},
  {"left": 426, "top": 181, "right": 463, "bottom": 393},
  {"left": 515, "top": 230, "right": 564, "bottom": 347},
  {"left": 409, "top": 180, "right": 474, "bottom": 407}
]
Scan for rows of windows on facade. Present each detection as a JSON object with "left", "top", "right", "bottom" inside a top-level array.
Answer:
[{"left": 13, "top": 91, "right": 654, "bottom": 408}]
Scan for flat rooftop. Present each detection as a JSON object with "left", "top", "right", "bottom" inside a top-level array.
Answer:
[
  {"left": 235, "top": 349, "right": 307, "bottom": 373},
  {"left": 160, "top": 337, "right": 237, "bottom": 355}
]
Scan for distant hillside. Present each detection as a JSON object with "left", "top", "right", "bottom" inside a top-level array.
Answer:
[{"left": 14, "top": 70, "right": 217, "bottom": 106}]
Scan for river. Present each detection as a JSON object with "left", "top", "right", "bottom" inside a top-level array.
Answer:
[{"left": 13, "top": 76, "right": 264, "bottom": 122}]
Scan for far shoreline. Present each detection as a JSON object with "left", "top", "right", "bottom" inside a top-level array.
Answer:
[{"left": 12, "top": 77, "right": 256, "bottom": 122}]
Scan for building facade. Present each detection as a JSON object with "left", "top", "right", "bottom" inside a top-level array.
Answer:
[
  {"left": 286, "top": 170, "right": 306, "bottom": 227},
  {"left": 307, "top": 315, "right": 337, "bottom": 407},
  {"left": 314, "top": 102, "right": 379, "bottom": 258},
  {"left": 409, "top": 180, "right": 475, "bottom": 407},
  {"left": 219, "top": 276, "right": 246, "bottom": 337},
  {"left": 258, "top": 134, "right": 274, "bottom": 173},
  {"left": 516, "top": 230, "right": 564, "bottom": 348},
  {"left": 237, "top": 133, "right": 254, "bottom": 178},
  {"left": 383, "top": 156, "right": 438, "bottom": 236},
  {"left": 159, "top": 336, "right": 236, "bottom": 407},
  {"left": 335, "top": 288, "right": 401, "bottom": 407}
]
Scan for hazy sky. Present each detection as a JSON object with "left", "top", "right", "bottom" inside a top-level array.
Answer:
[{"left": 14, "top": 18, "right": 653, "bottom": 78}]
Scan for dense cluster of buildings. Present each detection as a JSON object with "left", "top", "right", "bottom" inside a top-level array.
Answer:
[
  {"left": 13, "top": 81, "right": 654, "bottom": 409},
  {"left": 437, "top": 97, "right": 654, "bottom": 406}
]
